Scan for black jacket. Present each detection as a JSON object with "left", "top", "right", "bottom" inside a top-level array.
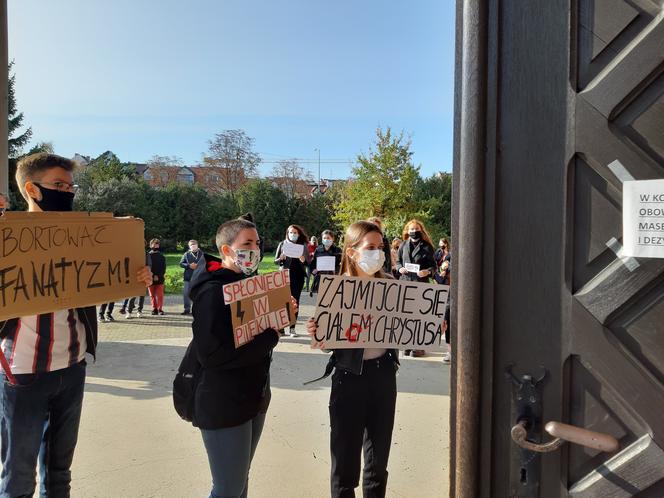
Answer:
[
  {"left": 0, "top": 306, "right": 98, "bottom": 360},
  {"left": 149, "top": 250, "right": 166, "bottom": 285},
  {"left": 179, "top": 250, "right": 204, "bottom": 282},
  {"left": 189, "top": 254, "right": 279, "bottom": 429},
  {"left": 381, "top": 235, "right": 392, "bottom": 274},
  {"left": 396, "top": 238, "right": 437, "bottom": 283}
]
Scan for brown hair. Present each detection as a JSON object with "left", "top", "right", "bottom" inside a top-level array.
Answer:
[
  {"left": 149, "top": 238, "right": 161, "bottom": 248},
  {"left": 321, "top": 229, "right": 335, "bottom": 240},
  {"left": 285, "top": 224, "right": 308, "bottom": 245},
  {"left": 216, "top": 219, "right": 256, "bottom": 249},
  {"left": 391, "top": 237, "right": 402, "bottom": 250},
  {"left": 440, "top": 237, "right": 450, "bottom": 250},
  {"left": 15, "top": 153, "right": 77, "bottom": 198},
  {"left": 402, "top": 219, "right": 434, "bottom": 247},
  {"left": 339, "top": 221, "right": 387, "bottom": 277}
]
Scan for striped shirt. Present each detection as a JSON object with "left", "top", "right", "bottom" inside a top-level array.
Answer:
[{"left": 1, "top": 310, "right": 87, "bottom": 375}]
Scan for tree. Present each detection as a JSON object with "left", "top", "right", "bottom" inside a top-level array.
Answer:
[
  {"left": 8, "top": 62, "right": 32, "bottom": 158},
  {"left": 236, "top": 179, "right": 290, "bottom": 250},
  {"left": 203, "top": 130, "right": 261, "bottom": 196},
  {"left": 270, "top": 159, "right": 314, "bottom": 199},
  {"left": 416, "top": 172, "right": 452, "bottom": 243},
  {"left": 146, "top": 155, "right": 185, "bottom": 169},
  {"left": 334, "top": 127, "right": 422, "bottom": 238}
]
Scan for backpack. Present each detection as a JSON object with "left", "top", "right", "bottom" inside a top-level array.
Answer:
[{"left": 172, "top": 340, "right": 202, "bottom": 422}]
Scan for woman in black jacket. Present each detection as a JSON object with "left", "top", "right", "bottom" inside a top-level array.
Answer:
[
  {"left": 189, "top": 219, "right": 285, "bottom": 498},
  {"left": 395, "top": 219, "right": 437, "bottom": 357},
  {"left": 309, "top": 229, "right": 342, "bottom": 295},
  {"left": 274, "top": 224, "right": 311, "bottom": 337},
  {"left": 148, "top": 238, "right": 167, "bottom": 315}
]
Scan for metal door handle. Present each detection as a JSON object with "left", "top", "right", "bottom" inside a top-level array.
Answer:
[{"left": 511, "top": 420, "right": 619, "bottom": 453}]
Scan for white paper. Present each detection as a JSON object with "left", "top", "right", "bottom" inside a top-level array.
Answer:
[
  {"left": 282, "top": 241, "right": 305, "bottom": 258},
  {"left": 316, "top": 256, "right": 336, "bottom": 272},
  {"left": 623, "top": 179, "right": 664, "bottom": 258},
  {"left": 405, "top": 263, "right": 420, "bottom": 273}
]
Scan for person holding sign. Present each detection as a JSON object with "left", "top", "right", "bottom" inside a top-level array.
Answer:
[
  {"left": 306, "top": 221, "right": 399, "bottom": 498},
  {"left": 186, "top": 218, "right": 288, "bottom": 498},
  {"left": 148, "top": 238, "right": 166, "bottom": 315},
  {"left": 274, "top": 225, "right": 310, "bottom": 337},
  {"left": 395, "top": 219, "right": 437, "bottom": 358},
  {"left": 309, "top": 230, "right": 342, "bottom": 295},
  {"left": 0, "top": 153, "right": 152, "bottom": 498}
]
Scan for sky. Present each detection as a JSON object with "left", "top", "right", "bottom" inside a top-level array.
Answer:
[{"left": 8, "top": 0, "right": 455, "bottom": 179}]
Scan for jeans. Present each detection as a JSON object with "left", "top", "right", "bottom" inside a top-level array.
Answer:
[
  {"left": 200, "top": 413, "right": 266, "bottom": 498},
  {"left": 128, "top": 295, "right": 145, "bottom": 313},
  {"left": 183, "top": 281, "right": 192, "bottom": 312},
  {"left": 0, "top": 361, "right": 86, "bottom": 498},
  {"left": 329, "top": 356, "right": 397, "bottom": 498}
]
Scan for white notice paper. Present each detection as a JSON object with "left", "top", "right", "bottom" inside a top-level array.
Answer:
[
  {"left": 405, "top": 263, "right": 420, "bottom": 273},
  {"left": 282, "top": 241, "right": 305, "bottom": 258},
  {"left": 316, "top": 256, "right": 336, "bottom": 272},
  {"left": 623, "top": 179, "right": 664, "bottom": 258}
]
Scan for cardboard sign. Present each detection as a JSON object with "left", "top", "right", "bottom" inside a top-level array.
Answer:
[
  {"left": 316, "top": 256, "right": 336, "bottom": 272},
  {"left": 623, "top": 179, "right": 664, "bottom": 258},
  {"left": 311, "top": 276, "right": 449, "bottom": 351},
  {"left": 0, "top": 212, "right": 146, "bottom": 321},
  {"left": 405, "top": 263, "right": 420, "bottom": 273},
  {"left": 223, "top": 270, "right": 296, "bottom": 348},
  {"left": 282, "top": 241, "right": 304, "bottom": 258}
]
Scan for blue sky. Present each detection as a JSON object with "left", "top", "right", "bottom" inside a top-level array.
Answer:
[{"left": 8, "top": 0, "right": 455, "bottom": 179}]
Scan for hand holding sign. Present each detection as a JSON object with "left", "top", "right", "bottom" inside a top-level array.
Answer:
[
  {"left": 316, "top": 256, "right": 336, "bottom": 272},
  {"left": 282, "top": 242, "right": 305, "bottom": 258},
  {"left": 405, "top": 263, "right": 420, "bottom": 273}
]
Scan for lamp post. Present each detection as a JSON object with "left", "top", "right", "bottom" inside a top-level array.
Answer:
[{"left": 314, "top": 147, "right": 321, "bottom": 191}]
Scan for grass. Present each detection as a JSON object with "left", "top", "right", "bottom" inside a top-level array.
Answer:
[{"left": 164, "top": 252, "right": 279, "bottom": 294}]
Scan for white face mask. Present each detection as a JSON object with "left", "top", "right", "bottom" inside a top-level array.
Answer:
[
  {"left": 232, "top": 248, "right": 261, "bottom": 275},
  {"left": 189, "top": 244, "right": 198, "bottom": 252},
  {"left": 288, "top": 233, "right": 299, "bottom": 242},
  {"left": 356, "top": 249, "right": 385, "bottom": 275}
]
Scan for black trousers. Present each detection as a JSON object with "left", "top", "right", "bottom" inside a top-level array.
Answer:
[{"left": 329, "top": 355, "right": 397, "bottom": 498}]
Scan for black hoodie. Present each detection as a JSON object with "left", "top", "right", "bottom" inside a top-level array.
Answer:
[{"left": 189, "top": 254, "right": 279, "bottom": 429}]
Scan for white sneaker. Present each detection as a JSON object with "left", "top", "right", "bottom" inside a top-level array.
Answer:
[
  {"left": 442, "top": 352, "right": 451, "bottom": 364},
  {"left": 289, "top": 330, "right": 298, "bottom": 337},
  {"left": 125, "top": 312, "right": 132, "bottom": 319},
  {"left": 136, "top": 311, "right": 143, "bottom": 318}
]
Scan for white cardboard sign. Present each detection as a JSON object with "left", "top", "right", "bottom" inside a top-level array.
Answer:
[
  {"left": 316, "top": 256, "right": 336, "bottom": 272},
  {"left": 282, "top": 241, "right": 304, "bottom": 258},
  {"left": 405, "top": 263, "right": 420, "bottom": 273},
  {"left": 623, "top": 179, "right": 664, "bottom": 259}
]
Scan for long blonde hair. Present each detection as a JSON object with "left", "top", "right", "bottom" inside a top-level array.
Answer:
[{"left": 339, "top": 221, "right": 387, "bottom": 278}]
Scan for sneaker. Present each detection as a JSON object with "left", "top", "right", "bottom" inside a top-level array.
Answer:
[
  {"left": 159, "top": 310, "right": 165, "bottom": 315},
  {"left": 97, "top": 314, "right": 105, "bottom": 323},
  {"left": 151, "top": 309, "right": 158, "bottom": 315},
  {"left": 442, "top": 352, "right": 451, "bottom": 364},
  {"left": 125, "top": 312, "right": 133, "bottom": 319},
  {"left": 136, "top": 311, "right": 143, "bottom": 318},
  {"left": 289, "top": 330, "right": 298, "bottom": 338},
  {"left": 180, "top": 310, "right": 190, "bottom": 315},
  {"left": 106, "top": 315, "right": 115, "bottom": 322},
  {"left": 118, "top": 308, "right": 126, "bottom": 315}
]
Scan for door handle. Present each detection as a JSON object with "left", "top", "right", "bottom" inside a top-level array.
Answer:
[{"left": 511, "top": 420, "right": 619, "bottom": 453}]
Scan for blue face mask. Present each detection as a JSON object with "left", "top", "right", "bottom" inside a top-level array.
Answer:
[
  {"left": 322, "top": 239, "right": 333, "bottom": 247},
  {"left": 288, "top": 233, "right": 299, "bottom": 242}
]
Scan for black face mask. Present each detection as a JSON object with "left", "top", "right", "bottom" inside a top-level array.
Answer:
[
  {"left": 33, "top": 185, "right": 75, "bottom": 212},
  {"left": 409, "top": 230, "right": 421, "bottom": 241}
]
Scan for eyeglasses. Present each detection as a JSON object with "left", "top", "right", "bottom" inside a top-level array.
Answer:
[{"left": 34, "top": 181, "right": 79, "bottom": 193}]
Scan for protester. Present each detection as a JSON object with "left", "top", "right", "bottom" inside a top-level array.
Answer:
[
  {"left": 120, "top": 241, "right": 152, "bottom": 319},
  {"left": 179, "top": 239, "right": 204, "bottom": 315},
  {"left": 0, "top": 192, "right": 8, "bottom": 215},
  {"left": 367, "top": 217, "right": 392, "bottom": 274},
  {"left": 148, "top": 238, "right": 167, "bottom": 315},
  {"left": 310, "top": 230, "right": 342, "bottom": 295},
  {"left": 390, "top": 238, "right": 402, "bottom": 278},
  {"left": 306, "top": 221, "right": 399, "bottom": 498},
  {"left": 434, "top": 238, "right": 451, "bottom": 286},
  {"left": 0, "top": 152, "right": 151, "bottom": 497},
  {"left": 305, "top": 236, "right": 318, "bottom": 292},
  {"left": 187, "top": 218, "right": 294, "bottom": 498},
  {"left": 98, "top": 302, "right": 116, "bottom": 322},
  {"left": 396, "top": 219, "right": 437, "bottom": 358},
  {"left": 274, "top": 225, "right": 310, "bottom": 337}
]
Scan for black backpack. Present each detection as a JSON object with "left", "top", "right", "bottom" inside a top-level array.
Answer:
[{"left": 172, "top": 340, "right": 201, "bottom": 422}]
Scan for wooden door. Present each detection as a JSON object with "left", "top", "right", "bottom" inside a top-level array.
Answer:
[{"left": 452, "top": 0, "right": 664, "bottom": 496}]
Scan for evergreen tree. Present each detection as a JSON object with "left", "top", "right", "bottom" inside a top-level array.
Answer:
[{"left": 8, "top": 61, "right": 32, "bottom": 158}]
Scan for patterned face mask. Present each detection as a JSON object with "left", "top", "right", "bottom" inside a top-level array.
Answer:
[{"left": 233, "top": 249, "right": 261, "bottom": 275}]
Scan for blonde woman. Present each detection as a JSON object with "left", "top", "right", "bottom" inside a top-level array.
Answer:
[{"left": 307, "top": 221, "right": 399, "bottom": 498}]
